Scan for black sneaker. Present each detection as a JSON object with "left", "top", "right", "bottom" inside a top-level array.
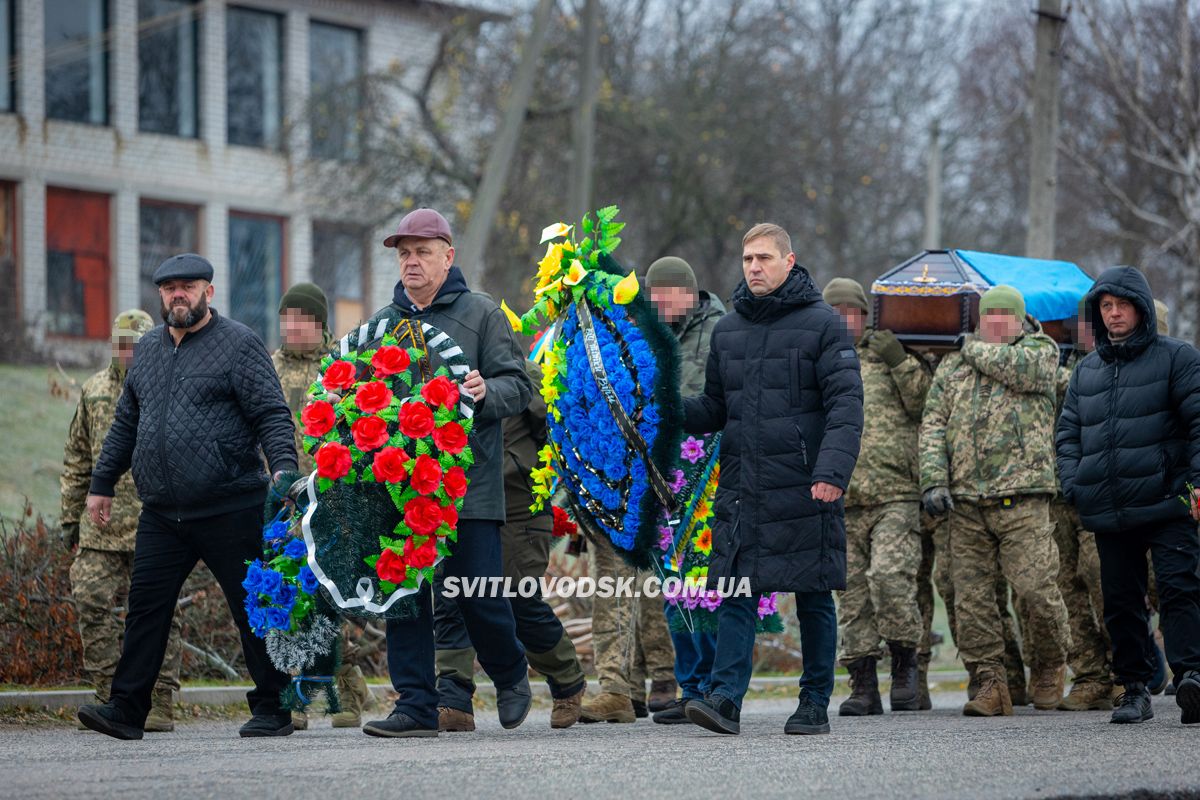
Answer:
[
  {"left": 497, "top": 676, "right": 532, "bottom": 730},
  {"left": 363, "top": 710, "right": 438, "bottom": 738},
  {"left": 238, "top": 713, "right": 295, "bottom": 737},
  {"left": 684, "top": 695, "right": 740, "bottom": 735},
  {"left": 785, "top": 693, "right": 831, "bottom": 735},
  {"left": 78, "top": 703, "right": 143, "bottom": 741},
  {"left": 1176, "top": 671, "right": 1200, "bottom": 725},
  {"left": 631, "top": 699, "right": 649, "bottom": 719},
  {"left": 1111, "top": 682, "right": 1154, "bottom": 724},
  {"left": 652, "top": 698, "right": 691, "bottom": 725}
]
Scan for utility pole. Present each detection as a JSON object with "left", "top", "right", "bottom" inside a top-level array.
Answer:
[
  {"left": 456, "top": 0, "right": 556, "bottom": 270},
  {"left": 1025, "top": 0, "right": 1066, "bottom": 259},
  {"left": 923, "top": 120, "right": 942, "bottom": 250},
  {"left": 568, "top": 0, "right": 600, "bottom": 223}
]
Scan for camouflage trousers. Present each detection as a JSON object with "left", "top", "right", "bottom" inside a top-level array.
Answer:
[
  {"left": 950, "top": 496, "right": 1070, "bottom": 677},
  {"left": 838, "top": 502, "right": 924, "bottom": 661},
  {"left": 589, "top": 533, "right": 674, "bottom": 700},
  {"left": 70, "top": 548, "right": 182, "bottom": 703}
]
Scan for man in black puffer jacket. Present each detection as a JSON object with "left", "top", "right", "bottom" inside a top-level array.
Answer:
[
  {"left": 1056, "top": 264, "right": 1200, "bottom": 726},
  {"left": 78, "top": 253, "right": 298, "bottom": 740},
  {"left": 682, "top": 223, "right": 864, "bottom": 736}
]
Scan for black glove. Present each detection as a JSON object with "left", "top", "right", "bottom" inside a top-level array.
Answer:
[
  {"left": 922, "top": 486, "right": 954, "bottom": 517},
  {"left": 61, "top": 522, "right": 80, "bottom": 551},
  {"left": 867, "top": 329, "right": 907, "bottom": 369}
]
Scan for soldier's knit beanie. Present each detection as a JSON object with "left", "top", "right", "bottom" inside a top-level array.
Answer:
[
  {"left": 646, "top": 256, "right": 698, "bottom": 292},
  {"left": 822, "top": 278, "right": 868, "bottom": 312},
  {"left": 979, "top": 285, "right": 1025, "bottom": 319},
  {"left": 279, "top": 282, "right": 329, "bottom": 331},
  {"left": 1154, "top": 299, "right": 1170, "bottom": 336}
]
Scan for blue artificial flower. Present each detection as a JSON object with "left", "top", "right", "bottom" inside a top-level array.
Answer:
[
  {"left": 257, "top": 567, "right": 284, "bottom": 599},
  {"left": 262, "top": 520, "right": 290, "bottom": 544},
  {"left": 241, "top": 559, "right": 265, "bottom": 595},
  {"left": 247, "top": 605, "right": 268, "bottom": 637},
  {"left": 282, "top": 538, "right": 308, "bottom": 560},
  {"left": 298, "top": 565, "right": 320, "bottom": 595},
  {"left": 271, "top": 582, "right": 298, "bottom": 609},
  {"left": 242, "top": 590, "right": 259, "bottom": 617},
  {"left": 265, "top": 605, "right": 292, "bottom": 631}
]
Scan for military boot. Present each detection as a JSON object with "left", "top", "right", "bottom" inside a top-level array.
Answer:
[
  {"left": 579, "top": 691, "right": 636, "bottom": 723},
  {"left": 551, "top": 687, "right": 584, "bottom": 729},
  {"left": 966, "top": 664, "right": 979, "bottom": 701},
  {"left": 888, "top": 642, "right": 921, "bottom": 711},
  {"left": 291, "top": 709, "right": 309, "bottom": 730},
  {"left": 1009, "top": 675, "right": 1029, "bottom": 707},
  {"left": 839, "top": 656, "right": 883, "bottom": 716},
  {"left": 144, "top": 688, "right": 175, "bottom": 732},
  {"left": 331, "top": 665, "right": 370, "bottom": 728},
  {"left": 1030, "top": 664, "right": 1065, "bottom": 710},
  {"left": 647, "top": 679, "right": 678, "bottom": 713},
  {"left": 963, "top": 671, "right": 1013, "bottom": 717},
  {"left": 1058, "top": 680, "right": 1115, "bottom": 711},
  {"left": 916, "top": 651, "right": 933, "bottom": 711}
]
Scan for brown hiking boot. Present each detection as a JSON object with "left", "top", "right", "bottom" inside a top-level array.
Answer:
[
  {"left": 438, "top": 706, "right": 476, "bottom": 732},
  {"left": 966, "top": 664, "right": 979, "bottom": 700},
  {"left": 1030, "top": 665, "right": 1066, "bottom": 710},
  {"left": 648, "top": 679, "right": 678, "bottom": 713},
  {"left": 917, "top": 653, "right": 932, "bottom": 711},
  {"left": 1058, "top": 680, "right": 1115, "bottom": 711},
  {"left": 551, "top": 687, "right": 585, "bottom": 729},
  {"left": 144, "top": 689, "right": 175, "bottom": 733},
  {"left": 291, "top": 710, "right": 309, "bottom": 730},
  {"left": 331, "top": 665, "right": 370, "bottom": 728},
  {"left": 579, "top": 691, "right": 636, "bottom": 723},
  {"left": 963, "top": 672, "right": 1013, "bottom": 717}
]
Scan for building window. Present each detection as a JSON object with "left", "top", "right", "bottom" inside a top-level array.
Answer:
[
  {"left": 312, "top": 223, "right": 368, "bottom": 334},
  {"left": 138, "top": 0, "right": 200, "bottom": 137},
  {"left": 44, "top": 0, "right": 109, "bottom": 125},
  {"left": 0, "top": 183, "right": 17, "bottom": 337},
  {"left": 1, "top": 0, "right": 15, "bottom": 112},
  {"left": 139, "top": 201, "right": 199, "bottom": 314},
  {"left": 229, "top": 212, "right": 285, "bottom": 346},
  {"left": 46, "top": 188, "right": 111, "bottom": 338},
  {"left": 226, "top": 6, "right": 283, "bottom": 148},
  {"left": 309, "top": 21, "right": 363, "bottom": 160}
]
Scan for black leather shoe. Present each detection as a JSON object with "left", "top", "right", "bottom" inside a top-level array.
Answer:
[
  {"left": 78, "top": 703, "right": 143, "bottom": 740},
  {"left": 785, "top": 693, "right": 831, "bottom": 735},
  {"left": 1111, "top": 682, "right": 1153, "bottom": 724},
  {"left": 497, "top": 676, "right": 532, "bottom": 729},
  {"left": 239, "top": 714, "right": 294, "bottom": 737},
  {"left": 363, "top": 710, "right": 438, "bottom": 738},
  {"left": 1176, "top": 671, "right": 1200, "bottom": 724},
  {"left": 652, "top": 698, "right": 691, "bottom": 725},
  {"left": 684, "top": 695, "right": 741, "bottom": 735}
]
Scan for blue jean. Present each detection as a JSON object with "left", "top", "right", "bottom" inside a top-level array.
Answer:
[
  {"left": 709, "top": 590, "right": 837, "bottom": 709},
  {"left": 666, "top": 603, "right": 717, "bottom": 700},
  {"left": 385, "top": 520, "right": 527, "bottom": 729}
]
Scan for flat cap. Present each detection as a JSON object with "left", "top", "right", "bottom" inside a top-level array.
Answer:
[{"left": 152, "top": 253, "right": 214, "bottom": 285}]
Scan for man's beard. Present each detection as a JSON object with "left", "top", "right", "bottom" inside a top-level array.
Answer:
[{"left": 161, "top": 294, "right": 208, "bottom": 328}]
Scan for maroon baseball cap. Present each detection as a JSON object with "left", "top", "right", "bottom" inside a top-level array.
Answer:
[{"left": 383, "top": 208, "right": 453, "bottom": 248}]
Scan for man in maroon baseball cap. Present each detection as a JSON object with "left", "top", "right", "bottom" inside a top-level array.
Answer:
[{"left": 383, "top": 207, "right": 453, "bottom": 248}]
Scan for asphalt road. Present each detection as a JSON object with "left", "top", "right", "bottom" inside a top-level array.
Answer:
[{"left": 2, "top": 692, "right": 1198, "bottom": 800}]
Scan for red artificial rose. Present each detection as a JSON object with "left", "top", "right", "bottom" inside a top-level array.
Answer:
[
  {"left": 440, "top": 502, "right": 458, "bottom": 531},
  {"left": 301, "top": 400, "right": 336, "bottom": 437},
  {"left": 404, "top": 496, "right": 444, "bottom": 536},
  {"left": 355, "top": 381, "right": 393, "bottom": 414},
  {"left": 315, "top": 441, "right": 352, "bottom": 480},
  {"left": 398, "top": 402, "right": 435, "bottom": 439},
  {"left": 372, "top": 345, "right": 411, "bottom": 378},
  {"left": 375, "top": 548, "right": 408, "bottom": 583},
  {"left": 322, "top": 359, "right": 357, "bottom": 392},
  {"left": 403, "top": 534, "right": 439, "bottom": 569},
  {"left": 410, "top": 454, "right": 443, "bottom": 495},
  {"left": 373, "top": 447, "right": 409, "bottom": 483},
  {"left": 351, "top": 415, "right": 389, "bottom": 452},
  {"left": 421, "top": 375, "right": 461, "bottom": 409},
  {"left": 552, "top": 506, "right": 578, "bottom": 538},
  {"left": 432, "top": 421, "right": 468, "bottom": 455},
  {"left": 443, "top": 466, "right": 468, "bottom": 500}
]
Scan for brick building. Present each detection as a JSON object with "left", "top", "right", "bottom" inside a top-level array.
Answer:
[{"left": 0, "top": 0, "right": 500, "bottom": 360}]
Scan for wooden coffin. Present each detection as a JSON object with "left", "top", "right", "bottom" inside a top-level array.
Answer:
[{"left": 871, "top": 250, "right": 986, "bottom": 349}]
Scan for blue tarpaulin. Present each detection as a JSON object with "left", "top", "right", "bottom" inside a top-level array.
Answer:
[{"left": 954, "top": 250, "right": 1095, "bottom": 322}]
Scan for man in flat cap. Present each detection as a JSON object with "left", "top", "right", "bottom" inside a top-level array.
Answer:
[{"left": 78, "top": 253, "right": 298, "bottom": 740}]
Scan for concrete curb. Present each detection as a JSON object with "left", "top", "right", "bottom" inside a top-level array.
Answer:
[{"left": 0, "top": 671, "right": 971, "bottom": 710}]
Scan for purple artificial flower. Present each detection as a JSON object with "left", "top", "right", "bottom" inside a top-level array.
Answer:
[
  {"left": 680, "top": 436, "right": 705, "bottom": 464},
  {"left": 757, "top": 593, "right": 779, "bottom": 619},
  {"left": 658, "top": 526, "right": 674, "bottom": 552},
  {"left": 669, "top": 469, "right": 687, "bottom": 494},
  {"left": 682, "top": 591, "right": 702, "bottom": 611},
  {"left": 700, "top": 591, "right": 723, "bottom": 612}
]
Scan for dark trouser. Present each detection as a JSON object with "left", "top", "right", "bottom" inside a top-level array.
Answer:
[
  {"left": 109, "top": 505, "right": 289, "bottom": 725},
  {"left": 709, "top": 590, "right": 837, "bottom": 710},
  {"left": 1094, "top": 519, "right": 1200, "bottom": 685},
  {"left": 386, "top": 519, "right": 527, "bottom": 729},
  {"left": 666, "top": 603, "right": 717, "bottom": 700}
]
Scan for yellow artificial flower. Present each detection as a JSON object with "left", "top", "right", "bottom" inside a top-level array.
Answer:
[
  {"left": 537, "top": 243, "right": 565, "bottom": 283},
  {"left": 613, "top": 271, "right": 640, "bottom": 304},
  {"left": 540, "top": 222, "right": 573, "bottom": 243},
  {"left": 536, "top": 277, "right": 563, "bottom": 297},
  {"left": 500, "top": 299, "right": 522, "bottom": 332},
  {"left": 692, "top": 527, "right": 713, "bottom": 555},
  {"left": 563, "top": 259, "right": 589, "bottom": 286}
]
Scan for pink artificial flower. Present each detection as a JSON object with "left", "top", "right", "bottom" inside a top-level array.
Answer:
[
  {"left": 669, "top": 469, "right": 687, "bottom": 494},
  {"left": 658, "top": 526, "right": 674, "bottom": 552},
  {"left": 680, "top": 436, "right": 705, "bottom": 464},
  {"left": 757, "top": 593, "right": 779, "bottom": 619},
  {"left": 700, "top": 591, "right": 723, "bottom": 612}
]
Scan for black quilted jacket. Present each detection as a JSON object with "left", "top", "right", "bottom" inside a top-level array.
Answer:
[
  {"left": 684, "top": 267, "right": 864, "bottom": 593},
  {"left": 90, "top": 310, "right": 298, "bottom": 521}
]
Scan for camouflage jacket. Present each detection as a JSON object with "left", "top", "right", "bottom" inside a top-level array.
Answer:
[
  {"left": 61, "top": 367, "right": 140, "bottom": 551},
  {"left": 272, "top": 337, "right": 333, "bottom": 475},
  {"left": 919, "top": 322, "right": 1059, "bottom": 500},
  {"left": 675, "top": 292, "right": 726, "bottom": 397},
  {"left": 846, "top": 335, "right": 932, "bottom": 507}
]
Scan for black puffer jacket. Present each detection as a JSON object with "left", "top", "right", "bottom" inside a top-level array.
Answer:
[
  {"left": 1055, "top": 266, "right": 1200, "bottom": 534},
  {"left": 684, "top": 267, "right": 864, "bottom": 593},
  {"left": 91, "top": 310, "right": 298, "bottom": 521}
]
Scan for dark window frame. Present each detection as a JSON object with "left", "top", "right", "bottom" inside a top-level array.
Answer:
[
  {"left": 308, "top": 19, "right": 366, "bottom": 162},
  {"left": 311, "top": 221, "right": 371, "bottom": 333},
  {"left": 44, "top": 0, "right": 111, "bottom": 126},
  {"left": 225, "top": 4, "right": 285, "bottom": 149},
  {"left": 1, "top": 0, "right": 16, "bottom": 113},
  {"left": 227, "top": 209, "right": 288, "bottom": 346},
  {"left": 138, "top": 198, "right": 201, "bottom": 315},
  {"left": 137, "top": 0, "right": 202, "bottom": 138}
]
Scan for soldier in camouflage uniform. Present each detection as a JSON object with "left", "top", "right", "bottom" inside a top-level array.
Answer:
[
  {"left": 823, "top": 279, "right": 930, "bottom": 715},
  {"left": 61, "top": 309, "right": 182, "bottom": 732},
  {"left": 272, "top": 283, "right": 376, "bottom": 729},
  {"left": 920, "top": 285, "right": 1071, "bottom": 717}
]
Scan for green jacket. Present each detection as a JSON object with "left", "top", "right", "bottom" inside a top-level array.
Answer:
[
  {"left": 502, "top": 360, "right": 551, "bottom": 529},
  {"left": 674, "top": 291, "right": 726, "bottom": 397},
  {"left": 920, "top": 320, "right": 1059, "bottom": 500}
]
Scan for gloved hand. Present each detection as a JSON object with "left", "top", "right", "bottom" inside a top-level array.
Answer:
[
  {"left": 867, "top": 328, "right": 907, "bottom": 369},
  {"left": 922, "top": 486, "right": 954, "bottom": 517},
  {"left": 61, "top": 522, "right": 80, "bottom": 551}
]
